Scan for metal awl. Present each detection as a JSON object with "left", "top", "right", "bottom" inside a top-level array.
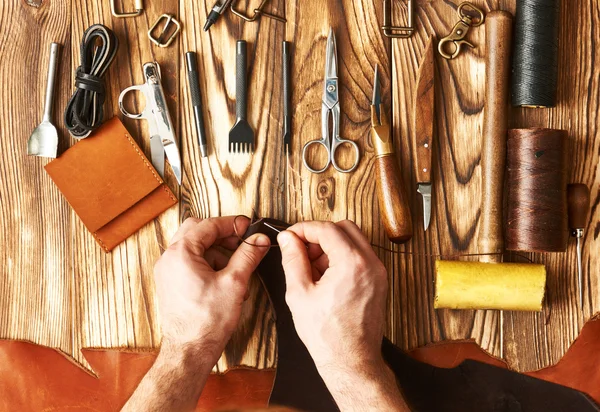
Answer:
[{"left": 567, "top": 184, "right": 591, "bottom": 310}]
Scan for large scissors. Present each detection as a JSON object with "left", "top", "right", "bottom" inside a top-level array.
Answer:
[{"left": 302, "top": 28, "right": 360, "bottom": 174}]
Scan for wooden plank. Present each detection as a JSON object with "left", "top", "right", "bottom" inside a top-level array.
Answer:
[
  {"left": 0, "top": 0, "right": 80, "bottom": 364},
  {"left": 391, "top": 0, "right": 600, "bottom": 372},
  {"left": 179, "top": 0, "right": 286, "bottom": 370},
  {"left": 69, "top": 0, "right": 180, "bottom": 363}
]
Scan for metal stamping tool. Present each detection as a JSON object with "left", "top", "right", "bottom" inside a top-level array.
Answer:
[
  {"left": 28, "top": 43, "right": 60, "bottom": 158},
  {"left": 302, "top": 28, "right": 359, "bottom": 174},
  {"left": 439, "top": 2, "right": 485, "bottom": 59},
  {"left": 185, "top": 52, "right": 208, "bottom": 157},
  {"left": 229, "top": 40, "right": 254, "bottom": 153},
  {"left": 119, "top": 62, "right": 183, "bottom": 185},
  {"left": 414, "top": 37, "right": 435, "bottom": 231},
  {"left": 148, "top": 14, "right": 181, "bottom": 48},
  {"left": 110, "top": 0, "right": 143, "bottom": 18},
  {"left": 382, "top": 0, "right": 414, "bottom": 38}
]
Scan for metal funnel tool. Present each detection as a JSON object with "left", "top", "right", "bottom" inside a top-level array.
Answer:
[{"left": 28, "top": 43, "right": 60, "bottom": 158}]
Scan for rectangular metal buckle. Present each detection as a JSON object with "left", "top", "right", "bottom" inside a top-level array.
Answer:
[
  {"left": 231, "top": 0, "right": 286, "bottom": 23},
  {"left": 382, "top": 0, "right": 414, "bottom": 38},
  {"left": 148, "top": 14, "right": 181, "bottom": 48},
  {"left": 110, "top": 0, "right": 143, "bottom": 18}
]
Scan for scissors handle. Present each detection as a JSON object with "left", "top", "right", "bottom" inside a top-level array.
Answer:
[
  {"left": 331, "top": 138, "right": 360, "bottom": 173},
  {"left": 302, "top": 139, "right": 331, "bottom": 174},
  {"left": 118, "top": 85, "right": 148, "bottom": 119}
]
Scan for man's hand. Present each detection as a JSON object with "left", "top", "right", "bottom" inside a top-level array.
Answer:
[
  {"left": 278, "top": 220, "right": 408, "bottom": 412},
  {"left": 123, "top": 216, "right": 270, "bottom": 411},
  {"left": 154, "top": 216, "right": 270, "bottom": 362}
]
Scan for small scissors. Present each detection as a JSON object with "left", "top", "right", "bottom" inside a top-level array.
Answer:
[{"left": 302, "top": 28, "right": 360, "bottom": 174}]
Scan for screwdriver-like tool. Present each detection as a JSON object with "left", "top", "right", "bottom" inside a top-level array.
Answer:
[
  {"left": 567, "top": 183, "right": 591, "bottom": 309},
  {"left": 204, "top": 0, "right": 233, "bottom": 31}
]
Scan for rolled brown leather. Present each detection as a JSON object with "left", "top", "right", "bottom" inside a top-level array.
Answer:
[{"left": 479, "top": 11, "right": 513, "bottom": 256}]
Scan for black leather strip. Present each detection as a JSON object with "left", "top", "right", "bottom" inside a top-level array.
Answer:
[{"left": 64, "top": 24, "right": 118, "bottom": 139}]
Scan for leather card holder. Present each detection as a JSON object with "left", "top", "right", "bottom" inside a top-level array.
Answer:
[{"left": 44, "top": 117, "right": 177, "bottom": 252}]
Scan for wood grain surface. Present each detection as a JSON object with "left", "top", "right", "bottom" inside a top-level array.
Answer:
[{"left": 0, "top": 0, "right": 598, "bottom": 375}]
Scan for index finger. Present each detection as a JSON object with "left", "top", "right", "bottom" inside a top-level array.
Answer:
[
  {"left": 173, "top": 216, "right": 249, "bottom": 256},
  {"left": 284, "top": 221, "right": 357, "bottom": 262}
]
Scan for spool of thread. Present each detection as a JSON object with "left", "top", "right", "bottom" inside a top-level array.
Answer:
[
  {"left": 511, "top": 0, "right": 560, "bottom": 108},
  {"left": 506, "top": 128, "right": 569, "bottom": 252},
  {"left": 434, "top": 261, "right": 546, "bottom": 311}
]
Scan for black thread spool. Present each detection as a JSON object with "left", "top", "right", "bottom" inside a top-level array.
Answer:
[
  {"left": 511, "top": 0, "right": 560, "bottom": 108},
  {"left": 506, "top": 129, "right": 569, "bottom": 252}
]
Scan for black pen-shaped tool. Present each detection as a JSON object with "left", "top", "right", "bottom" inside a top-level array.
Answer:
[
  {"left": 204, "top": 0, "right": 233, "bottom": 31},
  {"left": 282, "top": 41, "right": 291, "bottom": 154},
  {"left": 185, "top": 52, "right": 208, "bottom": 157}
]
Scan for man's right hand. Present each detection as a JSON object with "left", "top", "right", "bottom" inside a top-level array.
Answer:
[{"left": 278, "top": 220, "right": 408, "bottom": 411}]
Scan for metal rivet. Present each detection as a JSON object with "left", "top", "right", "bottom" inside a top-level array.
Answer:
[
  {"left": 327, "top": 85, "right": 336, "bottom": 92},
  {"left": 424, "top": 143, "right": 429, "bottom": 148},
  {"left": 423, "top": 168, "right": 428, "bottom": 173}
]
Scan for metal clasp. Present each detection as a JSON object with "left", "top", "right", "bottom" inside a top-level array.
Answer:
[
  {"left": 382, "top": 0, "right": 414, "bottom": 38},
  {"left": 110, "top": 0, "right": 143, "bottom": 18},
  {"left": 148, "top": 14, "right": 181, "bottom": 48},
  {"left": 231, "top": 0, "right": 286, "bottom": 23},
  {"left": 438, "top": 2, "right": 485, "bottom": 59}
]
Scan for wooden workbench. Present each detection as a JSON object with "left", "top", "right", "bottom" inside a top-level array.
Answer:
[{"left": 0, "top": 0, "right": 597, "bottom": 374}]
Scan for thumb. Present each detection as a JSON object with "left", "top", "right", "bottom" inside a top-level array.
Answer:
[
  {"left": 225, "top": 234, "right": 271, "bottom": 281},
  {"left": 278, "top": 231, "right": 312, "bottom": 293}
]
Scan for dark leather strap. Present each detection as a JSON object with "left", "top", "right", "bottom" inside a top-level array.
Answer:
[
  {"left": 64, "top": 24, "right": 118, "bottom": 139},
  {"left": 244, "top": 218, "right": 599, "bottom": 412}
]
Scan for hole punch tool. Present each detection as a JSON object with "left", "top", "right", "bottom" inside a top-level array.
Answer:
[
  {"left": 302, "top": 28, "right": 360, "bottom": 174},
  {"left": 382, "top": 0, "right": 414, "bottom": 38},
  {"left": 110, "top": 0, "right": 143, "bottom": 18},
  {"left": 148, "top": 14, "right": 181, "bottom": 48},
  {"left": 438, "top": 2, "right": 485, "bottom": 59},
  {"left": 119, "top": 62, "right": 183, "bottom": 185},
  {"left": 228, "top": 41, "right": 255, "bottom": 154}
]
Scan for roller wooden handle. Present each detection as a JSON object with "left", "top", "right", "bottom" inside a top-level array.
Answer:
[
  {"left": 479, "top": 11, "right": 513, "bottom": 255},
  {"left": 567, "top": 183, "right": 591, "bottom": 230},
  {"left": 375, "top": 154, "right": 413, "bottom": 243}
]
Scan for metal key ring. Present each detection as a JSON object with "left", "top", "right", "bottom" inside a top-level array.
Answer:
[
  {"left": 118, "top": 85, "right": 147, "bottom": 119},
  {"left": 331, "top": 138, "right": 360, "bottom": 173},
  {"left": 302, "top": 139, "right": 331, "bottom": 174}
]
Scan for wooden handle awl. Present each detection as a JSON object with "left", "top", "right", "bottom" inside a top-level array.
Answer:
[{"left": 375, "top": 154, "right": 413, "bottom": 243}]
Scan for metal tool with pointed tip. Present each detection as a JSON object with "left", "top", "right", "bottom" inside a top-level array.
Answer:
[
  {"left": 567, "top": 183, "right": 591, "bottom": 310},
  {"left": 28, "top": 43, "right": 60, "bottom": 159},
  {"left": 371, "top": 64, "right": 412, "bottom": 243},
  {"left": 302, "top": 28, "right": 359, "bottom": 174},
  {"left": 119, "top": 62, "right": 183, "bottom": 185},
  {"left": 229, "top": 40, "right": 255, "bottom": 154},
  {"left": 413, "top": 37, "right": 435, "bottom": 232}
]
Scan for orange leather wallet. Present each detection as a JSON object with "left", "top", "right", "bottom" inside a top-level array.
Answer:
[{"left": 45, "top": 117, "right": 177, "bottom": 252}]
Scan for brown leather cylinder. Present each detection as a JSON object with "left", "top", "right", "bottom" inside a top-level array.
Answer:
[
  {"left": 506, "top": 128, "right": 569, "bottom": 252},
  {"left": 479, "top": 11, "right": 513, "bottom": 256}
]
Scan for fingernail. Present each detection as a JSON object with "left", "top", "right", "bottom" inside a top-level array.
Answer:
[
  {"left": 254, "top": 234, "right": 270, "bottom": 247},
  {"left": 277, "top": 231, "right": 291, "bottom": 247}
]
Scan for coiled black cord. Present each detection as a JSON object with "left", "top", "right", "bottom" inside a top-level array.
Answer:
[
  {"left": 64, "top": 24, "right": 118, "bottom": 139},
  {"left": 511, "top": 0, "right": 560, "bottom": 108}
]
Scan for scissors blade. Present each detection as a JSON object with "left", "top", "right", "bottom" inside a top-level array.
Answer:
[
  {"left": 324, "top": 28, "right": 337, "bottom": 83},
  {"left": 163, "top": 139, "right": 182, "bottom": 185},
  {"left": 150, "top": 134, "right": 165, "bottom": 179}
]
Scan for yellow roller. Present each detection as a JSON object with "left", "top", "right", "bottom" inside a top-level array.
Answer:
[{"left": 434, "top": 261, "right": 546, "bottom": 311}]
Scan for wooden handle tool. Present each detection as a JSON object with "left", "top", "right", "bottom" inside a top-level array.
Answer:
[
  {"left": 371, "top": 65, "right": 413, "bottom": 243},
  {"left": 413, "top": 37, "right": 435, "bottom": 232},
  {"left": 567, "top": 183, "right": 591, "bottom": 309},
  {"left": 479, "top": 11, "right": 513, "bottom": 258}
]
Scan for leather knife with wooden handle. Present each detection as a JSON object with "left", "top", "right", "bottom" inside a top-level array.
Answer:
[
  {"left": 413, "top": 37, "right": 435, "bottom": 231},
  {"left": 371, "top": 65, "right": 413, "bottom": 244}
]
